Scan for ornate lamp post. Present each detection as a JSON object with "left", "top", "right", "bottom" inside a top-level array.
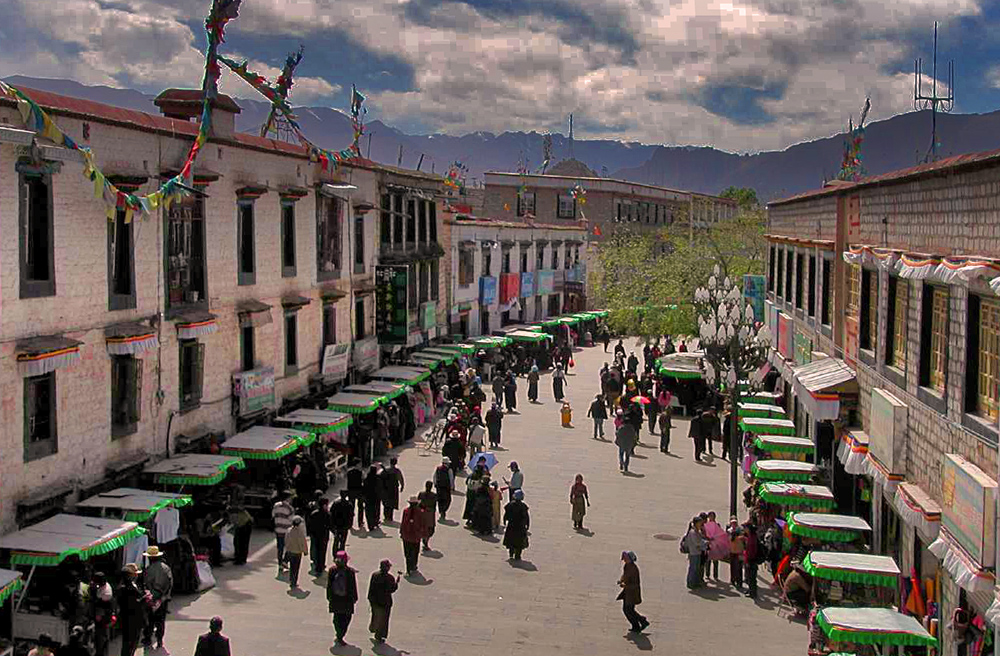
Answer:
[{"left": 694, "top": 265, "right": 772, "bottom": 517}]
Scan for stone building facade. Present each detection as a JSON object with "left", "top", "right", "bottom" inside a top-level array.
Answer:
[{"left": 766, "top": 152, "right": 1000, "bottom": 653}]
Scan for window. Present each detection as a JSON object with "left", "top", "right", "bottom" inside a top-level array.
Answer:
[
  {"left": 166, "top": 194, "right": 206, "bottom": 307},
  {"left": 807, "top": 255, "right": 816, "bottom": 317},
  {"left": 784, "top": 250, "right": 793, "bottom": 299},
  {"left": 19, "top": 168, "right": 56, "bottom": 298},
  {"left": 24, "top": 372, "right": 57, "bottom": 461},
  {"left": 768, "top": 245, "right": 776, "bottom": 292},
  {"left": 429, "top": 201, "right": 438, "bottom": 243},
  {"left": 976, "top": 299, "right": 1000, "bottom": 420},
  {"left": 557, "top": 194, "right": 576, "bottom": 219},
  {"left": 502, "top": 250, "right": 511, "bottom": 274},
  {"left": 317, "top": 194, "right": 343, "bottom": 280},
  {"left": 419, "top": 262, "right": 429, "bottom": 303},
  {"left": 520, "top": 251, "right": 528, "bottom": 273},
  {"left": 846, "top": 264, "right": 860, "bottom": 318},
  {"left": 392, "top": 194, "right": 403, "bottom": 247},
  {"left": 616, "top": 201, "right": 622, "bottom": 222},
  {"left": 111, "top": 356, "right": 142, "bottom": 437},
  {"left": 408, "top": 264, "right": 417, "bottom": 310},
  {"left": 795, "top": 252, "right": 804, "bottom": 308},
  {"left": 418, "top": 200, "right": 427, "bottom": 243},
  {"left": 237, "top": 201, "right": 255, "bottom": 285},
  {"left": 380, "top": 193, "right": 391, "bottom": 246},
  {"left": 536, "top": 246, "right": 545, "bottom": 271},
  {"left": 920, "top": 285, "right": 947, "bottom": 393},
  {"left": 108, "top": 207, "right": 136, "bottom": 310},
  {"left": 354, "top": 215, "right": 365, "bottom": 273},
  {"left": 281, "top": 202, "right": 296, "bottom": 277},
  {"left": 431, "top": 259, "right": 439, "bottom": 301},
  {"left": 822, "top": 259, "right": 833, "bottom": 325},
  {"left": 179, "top": 339, "right": 205, "bottom": 412},
  {"left": 887, "top": 277, "right": 908, "bottom": 369},
  {"left": 406, "top": 199, "right": 416, "bottom": 245},
  {"left": 551, "top": 248, "right": 559, "bottom": 270},
  {"left": 240, "top": 325, "right": 255, "bottom": 372},
  {"left": 355, "top": 298, "right": 366, "bottom": 339},
  {"left": 860, "top": 268, "right": 877, "bottom": 352},
  {"left": 775, "top": 248, "right": 784, "bottom": 298},
  {"left": 284, "top": 313, "right": 299, "bottom": 375},
  {"left": 322, "top": 303, "right": 337, "bottom": 346},
  {"left": 517, "top": 192, "right": 536, "bottom": 217},
  {"left": 458, "top": 249, "right": 475, "bottom": 286},
  {"left": 482, "top": 249, "right": 492, "bottom": 277}
]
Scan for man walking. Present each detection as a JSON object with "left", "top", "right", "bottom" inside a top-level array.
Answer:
[
  {"left": 346, "top": 466, "right": 365, "bottom": 531},
  {"left": 142, "top": 546, "right": 172, "bottom": 652},
  {"left": 503, "top": 461, "right": 523, "bottom": 502},
  {"left": 284, "top": 515, "right": 308, "bottom": 590},
  {"left": 400, "top": 497, "right": 425, "bottom": 575},
  {"left": 380, "top": 458, "right": 405, "bottom": 523},
  {"left": 307, "top": 498, "right": 332, "bottom": 575},
  {"left": 588, "top": 393, "right": 608, "bottom": 439},
  {"left": 271, "top": 492, "right": 294, "bottom": 571},
  {"left": 434, "top": 458, "right": 454, "bottom": 520},
  {"left": 116, "top": 564, "right": 146, "bottom": 656},
  {"left": 329, "top": 490, "right": 353, "bottom": 553},
  {"left": 327, "top": 551, "right": 359, "bottom": 646},
  {"left": 194, "top": 617, "right": 231, "bottom": 656},
  {"left": 615, "top": 418, "right": 637, "bottom": 472},
  {"left": 367, "top": 560, "right": 400, "bottom": 645}
]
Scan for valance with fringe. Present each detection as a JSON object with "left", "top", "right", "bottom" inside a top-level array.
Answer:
[
  {"left": 837, "top": 430, "right": 869, "bottom": 476},
  {"left": 105, "top": 323, "right": 158, "bottom": 355},
  {"left": 845, "top": 246, "right": 1000, "bottom": 295},
  {"left": 174, "top": 311, "right": 218, "bottom": 339},
  {"left": 929, "top": 528, "right": 995, "bottom": 595},
  {"left": 16, "top": 335, "right": 83, "bottom": 376},
  {"left": 892, "top": 482, "right": 941, "bottom": 543},
  {"left": 864, "top": 453, "right": 903, "bottom": 500}
]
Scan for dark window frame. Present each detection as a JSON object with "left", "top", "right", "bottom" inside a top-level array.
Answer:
[
  {"left": 281, "top": 201, "right": 297, "bottom": 278},
  {"left": 322, "top": 302, "right": 338, "bottom": 346},
  {"left": 317, "top": 193, "right": 343, "bottom": 282},
  {"left": 860, "top": 268, "right": 877, "bottom": 353},
  {"left": 354, "top": 214, "right": 365, "bottom": 274},
  {"left": 919, "top": 284, "right": 948, "bottom": 395},
  {"left": 19, "top": 167, "right": 57, "bottom": 299},
  {"left": 768, "top": 245, "right": 776, "bottom": 293},
  {"left": 795, "top": 251, "right": 804, "bottom": 308},
  {"left": 284, "top": 312, "right": 299, "bottom": 376},
  {"left": 784, "top": 250, "right": 793, "bottom": 300},
  {"left": 886, "top": 276, "right": 908, "bottom": 370},
  {"left": 418, "top": 200, "right": 427, "bottom": 243},
  {"left": 405, "top": 199, "right": 416, "bottom": 247},
  {"left": 392, "top": 194, "right": 404, "bottom": 247},
  {"left": 355, "top": 297, "right": 366, "bottom": 340},
  {"left": 556, "top": 194, "right": 576, "bottom": 219},
  {"left": 165, "top": 192, "right": 208, "bottom": 311},
  {"left": 821, "top": 257, "right": 833, "bottom": 326},
  {"left": 775, "top": 247, "right": 784, "bottom": 299},
  {"left": 380, "top": 194, "right": 391, "bottom": 246},
  {"left": 110, "top": 355, "right": 142, "bottom": 438},
  {"left": 807, "top": 254, "right": 816, "bottom": 317},
  {"left": 428, "top": 201, "right": 438, "bottom": 243},
  {"left": 237, "top": 199, "right": 256, "bottom": 286},
  {"left": 108, "top": 207, "right": 137, "bottom": 311},
  {"left": 178, "top": 339, "right": 205, "bottom": 413},
  {"left": 240, "top": 325, "right": 255, "bottom": 372},
  {"left": 24, "top": 372, "right": 57, "bottom": 462},
  {"left": 431, "top": 259, "right": 439, "bottom": 302}
]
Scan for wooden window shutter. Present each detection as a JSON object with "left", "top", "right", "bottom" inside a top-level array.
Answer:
[{"left": 194, "top": 343, "right": 206, "bottom": 402}]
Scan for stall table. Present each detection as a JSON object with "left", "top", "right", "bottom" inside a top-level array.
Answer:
[{"left": 759, "top": 483, "right": 835, "bottom": 510}]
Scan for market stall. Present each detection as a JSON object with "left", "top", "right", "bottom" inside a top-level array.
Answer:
[
  {"left": 369, "top": 366, "right": 432, "bottom": 385},
  {"left": 787, "top": 512, "right": 872, "bottom": 544},
  {"left": 810, "top": 607, "right": 936, "bottom": 655},
  {"left": 738, "top": 402, "right": 787, "bottom": 419},
  {"left": 742, "top": 390, "right": 783, "bottom": 404},
  {"left": 407, "top": 352, "right": 451, "bottom": 369},
  {"left": 219, "top": 426, "right": 313, "bottom": 520},
  {"left": 759, "top": 483, "right": 836, "bottom": 510},
  {"left": 344, "top": 382, "right": 407, "bottom": 401},
  {"left": 431, "top": 343, "right": 477, "bottom": 356},
  {"left": 655, "top": 352, "right": 709, "bottom": 415},
  {"left": 0, "top": 515, "right": 144, "bottom": 643},
  {"left": 0, "top": 570, "right": 22, "bottom": 656},
  {"left": 752, "top": 460, "right": 821, "bottom": 482},
  {"left": 273, "top": 409, "right": 353, "bottom": 485},
  {"left": 143, "top": 454, "right": 246, "bottom": 489},
  {"left": 803, "top": 551, "right": 900, "bottom": 607},
  {"left": 753, "top": 435, "right": 815, "bottom": 462},
  {"left": 740, "top": 417, "right": 797, "bottom": 437},
  {"left": 473, "top": 336, "right": 512, "bottom": 349},
  {"left": 76, "top": 488, "right": 192, "bottom": 538}
]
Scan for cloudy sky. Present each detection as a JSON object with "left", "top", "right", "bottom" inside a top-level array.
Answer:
[{"left": 1, "top": 0, "right": 995, "bottom": 152}]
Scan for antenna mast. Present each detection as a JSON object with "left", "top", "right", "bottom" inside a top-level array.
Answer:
[
  {"left": 913, "top": 21, "right": 955, "bottom": 162},
  {"left": 568, "top": 114, "right": 574, "bottom": 159}
]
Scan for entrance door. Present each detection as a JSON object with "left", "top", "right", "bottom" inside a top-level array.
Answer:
[
  {"left": 480, "top": 310, "right": 489, "bottom": 335},
  {"left": 459, "top": 314, "right": 469, "bottom": 338}
]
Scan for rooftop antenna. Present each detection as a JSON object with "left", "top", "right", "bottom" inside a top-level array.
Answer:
[
  {"left": 914, "top": 21, "right": 955, "bottom": 163},
  {"left": 568, "top": 114, "right": 574, "bottom": 159}
]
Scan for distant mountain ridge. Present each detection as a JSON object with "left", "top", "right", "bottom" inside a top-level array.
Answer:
[{"left": 7, "top": 76, "right": 1000, "bottom": 201}]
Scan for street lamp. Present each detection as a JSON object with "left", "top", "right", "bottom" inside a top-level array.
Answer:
[{"left": 694, "top": 264, "right": 772, "bottom": 517}]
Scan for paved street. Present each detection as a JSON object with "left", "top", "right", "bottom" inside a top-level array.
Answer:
[{"left": 160, "top": 341, "right": 805, "bottom": 655}]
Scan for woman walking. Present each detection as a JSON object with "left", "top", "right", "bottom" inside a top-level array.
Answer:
[
  {"left": 702, "top": 511, "right": 729, "bottom": 581},
  {"left": 502, "top": 490, "right": 530, "bottom": 561},
  {"left": 552, "top": 364, "right": 567, "bottom": 401},
  {"left": 503, "top": 373, "right": 518, "bottom": 413},
  {"left": 617, "top": 551, "right": 648, "bottom": 633},
  {"left": 681, "top": 516, "right": 708, "bottom": 589},
  {"left": 417, "top": 481, "right": 437, "bottom": 550},
  {"left": 433, "top": 458, "right": 453, "bottom": 520},
  {"left": 363, "top": 465, "right": 382, "bottom": 532},
  {"left": 527, "top": 365, "right": 540, "bottom": 403},
  {"left": 658, "top": 405, "right": 673, "bottom": 453},
  {"left": 485, "top": 403, "right": 504, "bottom": 448},
  {"left": 569, "top": 474, "right": 589, "bottom": 530}
]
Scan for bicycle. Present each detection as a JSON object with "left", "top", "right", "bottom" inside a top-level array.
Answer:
[{"left": 423, "top": 418, "right": 448, "bottom": 451}]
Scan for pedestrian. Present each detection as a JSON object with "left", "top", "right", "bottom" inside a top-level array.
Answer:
[
  {"left": 617, "top": 551, "right": 649, "bottom": 633},
  {"left": 627, "top": 352, "right": 638, "bottom": 375},
  {"left": 284, "top": 515, "right": 308, "bottom": 590},
  {"left": 116, "top": 564, "right": 146, "bottom": 656},
  {"left": 346, "top": 466, "right": 366, "bottom": 531},
  {"left": 271, "top": 492, "right": 294, "bottom": 571},
  {"left": 88, "top": 571, "right": 114, "bottom": 656},
  {"left": 645, "top": 392, "right": 659, "bottom": 434},
  {"left": 615, "top": 418, "right": 637, "bottom": 473},
  {"left": 678, "top": 340, "right": 688, "bottom": 352},
  {"left": 434, "top": 458, "right": 454, "bottom": 519},
  {"left": 380, "top": 457, "right": 405, "bottom": 522},
  {"left": 417, "top": 481, "right": 437, "bottom": 549},
  {"left": 588, "top": 393, "right": 608, "bottom": 439},
  {"left": 441, "top": 432, "right": 466, "bottom": 480},
  {"left": 194, "top": 616, "right": 231, "bottom": 656},
  {"left": 228, "top": 504, "right": 253, "bottom": 566},
  {"left": 141, "top": 546, "right": 172, "bottom": 651},
  {"left": 61, "top": 626, "right": 90, "bottom": 656},
  {"left": 327, "top": 551, "right": 359, "bottom": 646},
  {"left": 329, "top": 490, "right": 353, "bottom": 553},
  {"left": 485, "top": 403, "right": 504, "bottom": 448},
  {"left": 307, "top": 498, "right": 332, "bottom": 575},
  {"left": 689, "top": 410, "right": 706, "bottom": 462},
  {"left": 489, "top": 481, "right": 503, "bottom": 531},
  {"left": 569, "top": 474, "right": 589, "bottom": 530},
  {"left": 721, "top": 404, "right": 734, "bottom": 460},
  {"left": 602, "top": 329, "right": 611, "bottom": 352},
  {"left": 702, "top": 511, "right": 729, "bottom": 581},
  {"left": 527, "top": 365, "right": 540, "bottom": 403},
  {"left": 367, "top": 560, "right": 400, "bottom": 645},
  {"left": 552, "top": 364, "right": 567, "bottom": 401},
  {"left": 27, "top": 634, "right": 59, "bottom": 656},
  {"left": 727, "top": 517, "right": 746, "bottom": 590},
  {"left": 705, "top": 407, "right": 721, "bottom": 457},
  {"left": 681, "top": 515, "right": 708, "bottom": 589},
  {"left": 658, "top": 406, "right": 673, "bottom": 453},
  {"left": 503, "top": 372, "right": 518, "bottom": 412},
  {"left": 614, "top": 339, "right": 626, "bottom": 360},
  {"left": 503, "top": 461, "right": 523, "bottom": 501},
  {"left": 400, "top": 497, "right": 424, "bottom": 575},
  {"left": 742, "top": 519, "right": 760, "bottom": 599},
  {"left": 467, "top": 415, "right": 485, "bottom": 453},
  {"left": 363, "top": 465, "right": 382, "bottom": 531},
  {"left": 502, "top": 489, "right": 530, "bottom": 561},
  {"left": 492, "top": 373, "right": 504, "bottom": 406}
]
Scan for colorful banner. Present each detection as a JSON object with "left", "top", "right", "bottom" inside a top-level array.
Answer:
[
  {"left": 537, "top": 270, "right": 555, "bottom": 295},
  {"left": 520, "top": 272, "right": 535, "bottom": 298},
  {"left": 480, "top": 276, "right": 497, "bottom": 305},
  {"left": 321, "top": 343, "right": 350, "bottom": 381},
  {"left": 743, "top": 274, "right": 766, "bottom": 322},
  {"left": 794, "top": 330, "right": 812, "bottom": 366},
  {"left": 777, "top": 313, "right": 792, "bottom": 359},
  {"left": 375, "top": 265, "right": 409, "bottom": 345},
  {"left": 499, "top": 273, "right": 521, "bottom": 305},
  {"left": 232, "top": 367, "right": 275, "bottom": 416},
  {"left": 941, "top": 454, "right": 998, "bottom": 567},
  {"left": 261, "top": 46, "right": 303, "bottom": 138}
]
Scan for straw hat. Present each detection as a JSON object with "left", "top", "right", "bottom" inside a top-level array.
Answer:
[{"left": 143, "top": 546, "right": 164, "bottom": 558}]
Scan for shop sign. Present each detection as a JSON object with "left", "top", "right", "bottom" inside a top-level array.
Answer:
[
  {"left": 777, "top": 313, "right": 793, "bottom": 359},
  {"left": 941, "top": 454, "right": 998, "bottom": 567},
  {"left": 375, "top": 265, "right": 409, "bottom": 345},
  {"left": 537, "top": 270, "right": 555, "bottom": 295},
  {"left": 421, "top": 301, "right": 437, "bottom": 330},
  {"left": 868, "top": 388, "right": 906, "bottom": 475},
  {"left": 480, "top": 276, "right": 497, "bottom": 305},
  {"left": 743, "top": 275, "right": 766, "bottom": 322},
  {"left": 520, "top": 272, "right": 535, "bottom": 298},
  {"left": 352, "top": 337, "right": 379, "bottom": 371},
  {"left": 793, "top": 330, "right": 812, "bottom": 366},
  {"left": 232, "top": 367, "right": 275, "bottom": 416},
  {"left": 321, "top": 343, "right": 351, "bottom": 381}
]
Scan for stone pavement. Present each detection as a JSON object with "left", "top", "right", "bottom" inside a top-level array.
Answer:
[{"left": 158, "top": 340, "right": 805, "bottom": 656}]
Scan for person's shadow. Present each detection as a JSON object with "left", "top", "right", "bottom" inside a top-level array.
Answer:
[
  {"left": 329, "top": 643, "right": 362, "bottom": 656},
  {"left": 510, "top": 559, "right": 537, "bottom": 571},
  {"left": 622, "top": 471, "right": 646, "bottom": 478},
  {"left": 373, "top": 642, "right": 408, "bottom": 656},
  {"left": 439, "top": 518, "right": 459, "bottom": 527},
  {"left": 404, "top": 571, "right": 433, "bottom": 586},
  {"left": 574, "top": 527, "right": 595, "bottom": 537},
  {"left": 287, "top": 587, "right": 311, "bottom": 599},
  {"left": 625, "top": 631, "right": 653, "bottom": 651}
]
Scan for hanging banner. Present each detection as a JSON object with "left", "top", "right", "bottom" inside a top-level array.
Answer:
[
  {"left": 499, "top": 273, "right": 520, "bottom": 305},
  {"left": 480, "top": 276, "right": 497, "bottom": 305},
  {"left": 352, "top": 337, "right": 379, "bottom": 372},
  {"left": 794, "top": 330, "right": 812, "bottom": 366},
  {"left": 743, "top": 274, "right": 766, "bottom": 322},
  {"left": 777, "top": 313, "right": 793, "bottom": 359},
  {"left": 941, "top": 454, "right": 998, "bottom": 568},
  {"left": 421, "top": 301, "right": 437, "bottom": 330},
  {"left": 537, "top": 270, "right": 555, "bottom": 295},
  {"left": 520, "top": 272, "right": 535, "bottom": 298},
  {"left": 321, "top": 343, "right": 350, "bottom": 381},
  {"left": 232, "top": 367, "right": 275, "bottom": 417},
  {"left": 375, "top": 265, "right": 409, "bottom": 345}
]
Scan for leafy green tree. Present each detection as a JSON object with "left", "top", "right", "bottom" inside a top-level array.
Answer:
[{"left": 719, "top": 186, "right": 759, "bottom": 211}]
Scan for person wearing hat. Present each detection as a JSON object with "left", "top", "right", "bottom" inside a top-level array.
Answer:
[
  {"left": 284, "top": 515, "right": 308, "bottom": 590},
  {"left": 194, "top": 616, "right": 231, "bottom": 656},
  {"left": 417, "top": 481, "right": 438, "bottom": 550},
  {"left": 588, "top": 393, "right": 608, "bottom": 440},
  {"left": 434, "top": 458, "right": 454, "bottom": 520},
  {"left": 526, "top": 364, "right": 540, "bottom": 403},
  {"left": 116, "top": 564, "right": 146, "bottom": 656},
  {"left": 441, "top": 431, "right": 466, "bottom": 480},
  {"left": 502, "top": 489, "right": 530, "bottom": 561},
  {"left": 271, "top": 491, "right": 294, "bottom": 571},
  {"left": 27, "top": 633, "right": 58, "bottom": 656},
  {"left": 367, "top": 560, "right": 401, "bottom": 645},
  {"left": 60, "top": 625, "right": 90, "bottom": 656},
  {"left": 617, "top": 551, "right": 648, "bottom": 633},
  {"left": 400, "top": 497, "right": 425, "bottom": 575},
  {"left": 330, "top": 490, "right": 354, "bottom": 554},
  {"left": 88, "top": 571, "right": 115, "bottom": 656},
  {"left": 142, "top": 545, "right": 173, "bottom": 651},
  {"left": 380, "top": 457, "right": 406, "bottom": 523},
  {"left": 326, "top": 551, "right": 358, "bottom": 646}
]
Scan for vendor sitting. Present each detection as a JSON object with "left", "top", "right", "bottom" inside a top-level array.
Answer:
[{"left": 782, "top": 564, "right": 813, "bottom": 615}]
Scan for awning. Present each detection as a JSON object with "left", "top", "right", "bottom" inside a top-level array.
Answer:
[
  {"left": 407, "top": 353, "right": 442, "bottom": 369},
  {"left": 369, "top": 366, "right": 432, "bottom": 384},
  {"left": 422, "top": 347, "right": 470, "bottom": 359},
  {"left": 986, "top": 590, "right": 1000, "bottom": 628},
  {"left": 237, "top": 300, "right": 273, "bottom": 328},
  {"left": 320, "top": 286, "right": 348, "bottom": 302},
  {"left": 105, "top": 323, "right": 159, "bottom": 355},
  {"left": 758, "top": 483, "right": 835, "bottom": 510},
  {"left": 864, "top": 452, "right": 904, "bottom": 499},
  {"left": 929, "top": 528, "right": 996, "bottom": 594},
  {"left": 837, "top": 430, "right": 870, "bottom": 476},
  {"left": 144, "top": 454, "right": 245, "bottom": 486},
  {"left": 473, "top": 336, "right": 512, "bottom": 348},
  {"left": 412, "top": 349, "right": 458, "bottom": 365},
  {"left": 751, "top": 459, "right": 819, "bottom": 482},
  {"left": 344, "top": 382, "right": 407, "bottom": 400},
  {"left": 0, "top": 569, "right": 23, "bottom": 606},
  {"left": 816, "top": 607, "right": 936, "bottom": 648},
  {"left": 738, "top": 402, "right": 787, "bottom": 419},
  {"left": 656, "top": 352, "right": 705, "bottom": 379},
  {"left": 753, "top": 435, "right": 815, "bottom": 455},
  {"left": 282, "top": 295, "right": 312, "bottom": 310},
  {"left": 16, "top": 335, "right": 83, "bottom": 376},
  {"left": 787, "top": 512, "right": 872, "bottom": 542},
  {"left": 174, "top": 310, "right": 218, "bottom": 339},
  {"left": 791, "top": 356, "right": 856, "bottom": 421},
  {"left": 742, "top": 390, "right": 782, "bottom": 404},
  {"left": 739, "top": 417, "right": 796, "bottom": 436},
  {"left": 274, "top": 409, "right": 353, "bottom": 445},
  {"left": 892, "top": 482, "right": 941, "bottom": 543},
  {"left": 431, "top": 344, "right": 476, "bottom": 356},
  {"left": 508, "top": 330, "right": 551, "bottom": 343},
  {"left": 0, "top": 514, "right": 145, "bottom": 566},
  {"left": 76, "top": 488, "right": 193, "bottom": 523},
  {"left": 803, "top": 551, "right": 900, "bottom": 588},
  {"left": 220, "top": 426, "right": 312, "bottom": 460},
  {"left": 327, "top": 392, "right": 386, "bottom": 414}
]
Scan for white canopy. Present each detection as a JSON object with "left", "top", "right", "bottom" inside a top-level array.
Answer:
[
  {"left": 221, "top": 426, "right": 310, "bottom": 452},
  {"left": 793, "top": 512, "right": 872, "bottom": 533},
  {"left": 0, "top": 514, "right": 141, "bottom": 565},
  {"left": 77, "top": 488, "right": 190, "bottom": 515},
  {"left": 754, "top": 460, "right": 820, "bottom": 474},
  {"left": 808, "top": 552, "right": 900, "bottom": 577}
]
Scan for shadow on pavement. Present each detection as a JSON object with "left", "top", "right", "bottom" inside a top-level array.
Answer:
[
  {"left": 635, "top": 442, "right": 657, "bottom": 449},
  {"left": 631, "top": 453, "right": 648, "bottom": 460},
  {"left": 575, "top": 527, "right": 595, "bottom": 537},
  {"left": 509, "top": 559, "right": 537, "bottom": 571},
  {"left": 624, "top": 631, "right": 652, "bottom": 651},
  {"left": 329, "top": 643, "right": 362, "bottom": 656},
  {"left": 421, "top": 548, "right": 443, "bottom": 558},
  {"left": 373, "top": 642, "right": 408, "bottom": 656},
  {"left": 404, "top": 571, "right": 433, "bottom": 586},
  {"left": 694, "top": 459, "right": 717, "bottom": 467},
  {"left": 439, "top": 518, "right": 460, "bottom": 527},
  {"left": 287, "top": 587, "right": 311, "bottom": 599},
  {"left": 622, "top": 471, "right": 646, "bottom": 478}
]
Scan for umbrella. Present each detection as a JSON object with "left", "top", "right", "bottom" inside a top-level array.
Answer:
[
  {"left": 632, "top": 396, "right": 651, "bottom": 405},
  {"left": 468, "top": 451, "right": 499, "bottom": 471}
]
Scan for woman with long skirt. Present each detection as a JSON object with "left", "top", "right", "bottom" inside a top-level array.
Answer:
[
  {"left": 527, "top": 365, "right": 540, "bottom": 403},
  {"left": 363, "top": 465, "right": 382, "bottom": 531}
]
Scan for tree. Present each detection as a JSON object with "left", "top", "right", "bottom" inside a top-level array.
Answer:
[{"left": 719, "top": 186, "right": 759, "bottom": 211}]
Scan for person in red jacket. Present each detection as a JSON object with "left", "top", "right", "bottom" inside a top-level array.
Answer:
[{"left": 399, "top": 497, "right": 425, "bottom": 575}]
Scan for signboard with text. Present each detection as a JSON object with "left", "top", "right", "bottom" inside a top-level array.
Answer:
[
  {"left": 352, "top": 337, "right": 379, "bottom": 372},
  {"left": 743, "top": 275, "right": 766, "bottom": 323},
  {"left": 537, "top": 270, "right": 555, "bottom": 295},
  {"left": 321, "top": 343, "right": 351, "bottom": 381},
  {"left": 868, "top": 388, "right": 906, "bottom": 475},
  {"left": 375, "top": 265, "right": 409, "bottom": 345},
  {"left": 232, "top": 367, "right": 275, "bottom": 417},
  {"left": 941, "top": 454, "right": 998, "bottom": 567}
]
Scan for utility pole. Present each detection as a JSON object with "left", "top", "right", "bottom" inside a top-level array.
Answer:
[
  {"left": 914, "top": 21, "right": 955, "bottom": 163},
  {"left": 397, "top": 143, "right": 404, "bottom": 168},
  {"left": 416, "top": 153, "right": 424, "bottom": 171}
]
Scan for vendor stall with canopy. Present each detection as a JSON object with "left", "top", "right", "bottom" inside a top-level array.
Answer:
[
  {"left": 656, "top": 352, "right": 704, "bottom": 379},
  {"left": 431, "top": 343, "right": 477, "bottom": 356},
  {"left": 813, "top": 607, "right": 936, "bottom": 652},
  {"left": 344, "top": 382, "right": 407, "bottom": 402},
  {"left": 752, "top": 459, "right": 820, "bottom": 482},
  {"left": 739, "top": 417, "right": 797, "bottom": 436},
  {"left": 473, "top": 336, "right": 512, "bottom": 349},
  {"left": 369, "top": 366, "right": 432, "bottom": 385},
  {"left": 738, "top": 402, "right": 787, "bottom": 419},
  {"left": 76, "top": 488, "right": 192, "bottom": 524},
  {"left": 274, "top": 409, "right": 353, "bottom": 445},
  {"left": 759, "top": 483, "right": 835, "bottom": 510},
  {"left": 787, "top": 512, "right": 871, "bottom": 543},
  {"left": 326, "top": 392, "right": 387, "bottom": 414},
  {"left": 803, "top": 552, "right": 900, "bottom": 589},
  {"left": 220, "top": 426, "right": 312, "bottom": 460},
  {"left": 753, "top": 435, "right": 815, "bottom": 457},
  {"left": 143, "top": 454, "right": 245, "bottom": 488},
  {"left": 507, "top": 330, "right": 551, "bottom": 344}
]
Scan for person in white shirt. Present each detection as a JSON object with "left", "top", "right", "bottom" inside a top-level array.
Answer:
[
  {"left": 271, "top": 492, "right": 294, "bottom": 571},
  {"left": 504, "top": 461, "right": 523, "bottom": 502}
]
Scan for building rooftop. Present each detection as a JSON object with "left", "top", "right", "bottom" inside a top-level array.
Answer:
[
  {"left": 484, "top": 170, "right": 736, "bottom": 202},
  {"left": 443, "top": 212, "right": 587, "bottom": 232}
]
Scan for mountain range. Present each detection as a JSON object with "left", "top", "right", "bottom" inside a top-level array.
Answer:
[{"left": 7, "top": 75, "right": 1000, "bottom": 202}]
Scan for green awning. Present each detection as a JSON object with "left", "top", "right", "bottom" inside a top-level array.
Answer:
[
  {"left": 508, "top": 330, "right": 550, "bottom": 343},
  {"left": 523, "top": 326, "right": 545, "bottom": 332},
  {"left": 541, "top": 319, "right": 562, "bottom": 327},
  {"left": 422, "top": 347, "right": 469, "bottom": 359},
  {"left": 370, "top": 366, "right": 432, "bottom": 385},
  {"left": 473, "top": 336, "right": 512, "bottom": 348},
  {"left": 144, "top": 454, "right": 246, "bottom": 486},
  {"left": 656, "top": 353, "right": 704, "bottom": 379},
  {"left": 275, "top": 409, "right": 353, "bottom": 440},
  {"left": 327, "top": 392, "right": 387, "bottom": 414},
  {"left": 76, "top": 488, "right": 194, "bottom": 523},
  {"left": 817, "top": 607, "right": 936, "bottom": 647},
  {"left": 559, "top": 316, "right": 581, "bottom": 325},
  {"left": 412, "top": 350, "right": 458, "bottom": 365},
  {"left": 0, "top": 515, "right": 146, "bottom": 566},
  {"left": 739, "top": 417, "right": 796, "bottom": 436},
  {"left": 220, "top": 426, "right": 312, "bottom": 460},
  {"left": 787, "top": 512, "right": 871, "bottom": 543},
  {"left": 758, "top": 483, "right": 835, "bottom": 509},
  {"left": 738, "top": 402, "right": 787, "bottom": 419},
  {"left": 344, "top": 382, "right": 407, "bottom": 401},
  {"left": 753, "top": 435, "right": 815, "bottom": 454},
  {"left": 751, "top": 459, "right": 819, "bottom": 482},
  {"left": 803, "top": 552, "right": 900, "bottom": 588},
  {"left": 0, "top": 570, "right": 23, "bottom": 605},
  {"left": 407, "top": 354, "right": 441, "bottom": 369}
]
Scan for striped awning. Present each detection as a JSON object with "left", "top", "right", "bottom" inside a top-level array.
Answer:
[
  {"left": 237, "top": 300, "right": 273, "bottom": 328},
  {"left": 174, "top": 310, "right": 218, "bottom": 340},
  {"left": 105, "top": 322, "right": 158, "bottom": 355},
  {"left": 16, "top": 335, "right": 83, "bottom": 376}
]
